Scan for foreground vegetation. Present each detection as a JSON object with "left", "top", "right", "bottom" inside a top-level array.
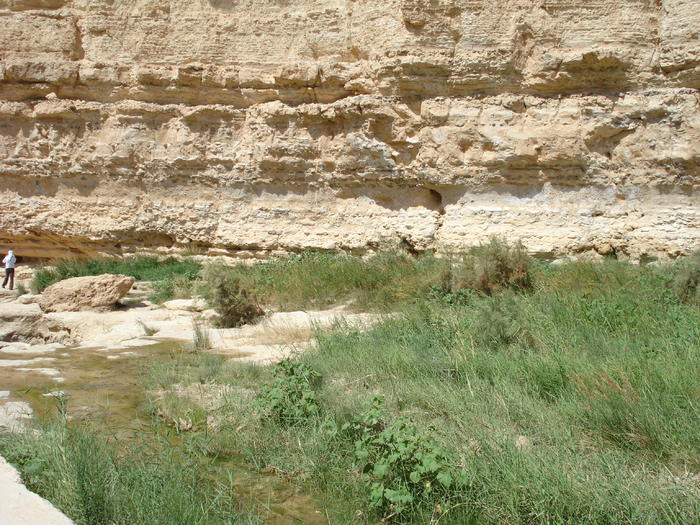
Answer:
[
  {"left": 15, "top": 243, "right": 700, "bottom": 523},
  {"left": 0, "top": 416, "right": 259, "bottom": 524}
]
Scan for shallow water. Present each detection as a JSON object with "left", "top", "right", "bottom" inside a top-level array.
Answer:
[{"left": 0, "top": 341, "right": 327, "bottom": 524}]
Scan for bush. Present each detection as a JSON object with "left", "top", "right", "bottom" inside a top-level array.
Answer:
[
  {"left": 672, "top": 251, "right": 700, "bottom": 305},
  {"left": 257, "top": 360, "right": 321, "bottom": 425},
  {"left": 343, "top": 396, "right": 462, "bottom": 520},
  {"left": 446, "top": 237, "right": 533, "bottom": 295},
  {"left": 201, "top": 264, "right": 263, "bottom": 328},
  {"left": 472, "top": 292, "right": 535, "bottom": 350}
]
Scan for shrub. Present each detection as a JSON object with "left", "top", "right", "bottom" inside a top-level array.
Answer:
[
  {"left": 257, "top": 360, "right": 321, "bottom": 425},
  {"left": 672, "top": 251, "right": 700, "bottom": 305},
  {"left": 201, "top": 264, "right": 263, "bottom": 328},
  {"left": 446, "top": 237, "right": 533, "bottom": 295},
  {"left": 472, "top": 292, "right": 535, "bottom": 350},
  {"left": 344, "top": 396, "right": 462, "bottom": 520}
]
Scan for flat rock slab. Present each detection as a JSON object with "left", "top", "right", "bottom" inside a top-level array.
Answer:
[
  {"left": 163, "top": 298, "right": 206, "bottom": 312},
  {"left": 0, "top": 455, "right": 74, "bottom": 525},
  {"left": 0, "top": 303, "right": 47, "bottom": 343},
  {"left": 0, "top": 401, "right": 33, "bottom": 431}
]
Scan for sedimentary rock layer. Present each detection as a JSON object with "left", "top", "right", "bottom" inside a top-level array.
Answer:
[{"left": 1, "top": 0, "right": 699, "bottom": 259}]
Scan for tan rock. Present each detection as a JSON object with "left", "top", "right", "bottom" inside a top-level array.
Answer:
[
  {"left": 0, "top": 0, "right": 698, "bottom": 260},
  {"left": 17, "top": 294, "right": 40, "bottom": 305},
  {"left": 0, "top": 303, "right": 47, "bottom": 343},
  {"left": 39, "top": 274, "right": 135, "bottom": 313},
  {"left": 163, "top": 298, "right": 207, "bottom": 312}
]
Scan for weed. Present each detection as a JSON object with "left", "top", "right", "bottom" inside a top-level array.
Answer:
[
  {"left": 445, "top": 237, "right": 533, "bottom": 295},
  {"left": 257, "top": 360, "right": 321, "bottom": 425},
  {"left": 0, "top": 421, "right": 260, "bottom": 524},
  {"left": 471, "top": 292, "right": 535, "bottom": 350},
  {"left": 201, "top": 251, "right": 447, "bottom": 312},
  {"left": 192, "top": 319, "right": 212, "bottom": 351},
  {"left": 31, "top": 256, "right": 201, "bottom": 297},
  {"left": 202, "top": 264, "right": 264, "bottom": 328},
  {"left": 343, "top": 396, "right": 461, "bottom": 521}
]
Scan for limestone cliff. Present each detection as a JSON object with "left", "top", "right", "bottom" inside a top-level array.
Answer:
[{"left": 1, "top": 0, "right": 699, "bottom": 260}]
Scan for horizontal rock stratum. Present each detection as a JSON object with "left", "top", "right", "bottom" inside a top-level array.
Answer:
[{"left": 0, "top": 0, "right": 698, "bottom": 260}]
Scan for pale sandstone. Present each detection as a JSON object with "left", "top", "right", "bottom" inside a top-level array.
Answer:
[
  {"left": 38, "top": 274, "right": 134, "bottom": 312},
  {"left": 0, "top": 1, "right": 699, "bottom": 260},
  {"left": 163, "top": 298, "right": 207, "bottom": 312},
  {"left": 0, "top": 302, "right": 48, "bottom": 342}
]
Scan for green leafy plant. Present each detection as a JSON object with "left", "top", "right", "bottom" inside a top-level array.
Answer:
[
  {"left": 257, "top": 360, "right": 321, "bottom": 425},
  {"left": 345, "top": 396, "right": 462, "bottom": 520}
]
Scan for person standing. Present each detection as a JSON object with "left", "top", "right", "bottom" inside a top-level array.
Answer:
[{"left": 2, "top": 250, "right": 16, "bottom": 290}]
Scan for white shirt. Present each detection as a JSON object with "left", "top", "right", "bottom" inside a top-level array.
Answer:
[{"left": 3, "top": 254, "right": 16, "bottom": 269}]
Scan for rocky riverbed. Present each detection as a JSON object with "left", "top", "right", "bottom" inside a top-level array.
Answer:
[{"left": 0, "top": 278, "right": 377, "bottom": 524}]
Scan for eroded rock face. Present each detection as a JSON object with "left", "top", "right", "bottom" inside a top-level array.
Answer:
[
  {"left": 39, "top": 274, "right": 135, "bottom": 312},
  {"left": 0, "top": 1, "right": 699, "bottom": 260},
  {"left": 0, "top": 303, "right": 47, "bottom": 342}
]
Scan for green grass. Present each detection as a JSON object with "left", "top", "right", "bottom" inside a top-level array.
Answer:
[
  {"left": 0, "top": 420, "right": 259, "bottom": 525},
  {"left": 18, "top": 247, "right": 700, "bottom": 523},
  {"left": 32, "top": 256, "right": 201, "bottom": 301},
  {"left": 30, "top": 241, "right": 527, "bottom": 313},
  {"left": 145, "top": 258, "right": 700, "bottom": 523},
  {"left": 201, "top": 251, "right": 448, "bottom": 312}
]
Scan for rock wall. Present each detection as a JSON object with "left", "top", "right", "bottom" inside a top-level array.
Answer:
[{"left": 1, "top": 0, "right": 699, "bottom": 260}]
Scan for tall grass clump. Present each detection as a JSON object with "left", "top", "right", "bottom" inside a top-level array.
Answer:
[
  {"left": 0, "top": 421, "right": 259, "bottom": 525},
  {"left": 191, "top": 319, "right": 212, "bottom": 351},
  {"left": 201, "top": 251, "right": 447, "bottom": 312},
  {"left": 32, "top": 256, "right": 201, "bottom": 296},
  {"left": 444, "top": 236, "right": 533, "bottom": 295},
  {"left": 672, "top": 250, "right": 700, "bottom": 305}
]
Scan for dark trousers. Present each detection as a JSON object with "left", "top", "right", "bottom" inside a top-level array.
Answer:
[{"left": 2, "top": 268, "right": 14, "bottom": 290}]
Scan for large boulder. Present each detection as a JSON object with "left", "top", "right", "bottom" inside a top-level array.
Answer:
[{"left": 39, "top": 274, "right": 135, "bottom": 313}]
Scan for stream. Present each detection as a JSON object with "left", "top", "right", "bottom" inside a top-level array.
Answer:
[{"left": 0, "top": 340, "right": 327, "bottom": 524}]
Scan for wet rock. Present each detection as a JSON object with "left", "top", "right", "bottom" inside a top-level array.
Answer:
[{"left": 39, "top": 274, "right": 135, "bottom": 313}]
